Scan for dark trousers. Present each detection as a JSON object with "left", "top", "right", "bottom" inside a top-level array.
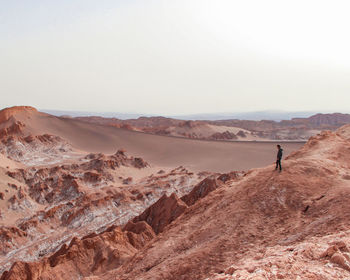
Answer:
[{"left": 276, "top": 159, "right": 282, "bottom": 170}]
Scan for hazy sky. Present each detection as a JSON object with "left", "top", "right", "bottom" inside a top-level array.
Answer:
[{"left": 1, "top": 0, "right": 350, "bottom": 115}]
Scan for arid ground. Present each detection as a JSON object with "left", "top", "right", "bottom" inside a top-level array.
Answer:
[{"left": 1, "top": 106, "right": 350, "bottom": 279}]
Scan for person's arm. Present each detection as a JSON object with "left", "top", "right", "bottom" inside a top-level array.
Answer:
[{"left": 277, "top": 149, "right": 282, "bottom": 159}]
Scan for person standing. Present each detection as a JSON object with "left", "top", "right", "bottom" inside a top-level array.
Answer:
[{"left": 275, "top": 144, "right": 283, "bottom": 171}]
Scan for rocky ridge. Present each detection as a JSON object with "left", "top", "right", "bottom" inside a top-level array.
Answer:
[
  {"left": 1, "top": 171, "right": 239, "bottom": 279},
  {"left": 75, "top": 113, "right": 350, "bottom": 141}
]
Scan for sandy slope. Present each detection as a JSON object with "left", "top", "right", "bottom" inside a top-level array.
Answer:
[
  {"left": 0, "top": 154, "right": 22, "bottom": 169},
  {"left": 1, "top": 108, "right": 303, "bottom": 172}
]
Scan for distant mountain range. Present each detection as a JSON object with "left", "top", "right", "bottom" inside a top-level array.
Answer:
[
  {"left": 42, "top": 109, "right": 345, "bottom": 121},
  {"left": 73, "top": 112, "right": 350, "bottom": 141},
  {"left": 171, "top": 111, "right": 321, "bottom": 121},
  {"left": 41, "top": 109, "right": 150, "bottom": 120}
]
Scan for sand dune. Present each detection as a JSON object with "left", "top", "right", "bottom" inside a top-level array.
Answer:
[
  {"left": 0, "top": 107, "right": 303, "bottom": 172},
  {"left": 54, "top": 118, "right": 303, "bottom": 172}
]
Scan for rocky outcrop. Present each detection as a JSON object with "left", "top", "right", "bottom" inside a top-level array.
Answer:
[
  {"left": 83, "top": 150, "right": 149, "bottom": 170},
  {"left": 236, "top": 130, "right": 247, "bottom": 138},
  {"left": 0, "top": 151, "right": 207, "bottom": 276},
  {"left": 0, "top": 176, "right": 202, "bottom": 279},
  {"left": 133, "top": 193, "right": 188, "bottom": 234},
  {"left": 0, "top": 226, "right": 140, "bottom": 280},
  {"left": 123, "top": 221, "right": 156, "bottom": 249},
  {"left": 209, "top": 131, "right": 238, "bottom": 140},
  {"left": 0, "top": 227, "right": 27, "bottom": 255},
  {"left": 217, "top": 171, "right": 242, "bottom": 183},
  {"left": 0, "top": 134, "right": 74, "bottom": 166},
  {"left": 174, "top": 171, "right": 241, "bottom": 211},
  {"left": 181, "top": 177, "right": 221, "bottom": 206},
  {"left": 5, "top": 150, "right": 149, "bottom": 205},
  {"left": 0, "top": 106, "right": 38, "bottom": 124},
  {"left": 0, "top": 122, "right": 25, "bottom": 138},
  {"left": 307, "top": 113, "right": 350, "bottom": 127}
]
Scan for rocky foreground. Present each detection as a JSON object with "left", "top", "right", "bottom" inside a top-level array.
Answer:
[
  {"left": 90, "top": 125, "right": 350, "bottom": 280},
  {"left": 1, "top": 106, "right": 350, "bottom": 279}
]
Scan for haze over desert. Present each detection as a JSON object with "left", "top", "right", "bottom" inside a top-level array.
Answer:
[{"left": 2, "top": 1, "right": 350, "bottom": 279}]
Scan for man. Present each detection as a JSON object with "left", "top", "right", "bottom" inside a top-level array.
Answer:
[{"left": 275, "top": 144, "right": 283, "bottom": 171}]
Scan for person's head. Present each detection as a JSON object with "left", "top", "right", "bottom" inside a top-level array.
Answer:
[{"left": 277, "top": 144, "right": 281, "bottom": 149}]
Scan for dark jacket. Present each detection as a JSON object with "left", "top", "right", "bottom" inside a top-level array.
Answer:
[{"left": 277, "top": 148, "right": 283, "bottom": 159}]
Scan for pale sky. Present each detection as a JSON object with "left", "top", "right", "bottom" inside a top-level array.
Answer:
[{"left": 1, "top": 0, "right": 350, "bottom": 115}]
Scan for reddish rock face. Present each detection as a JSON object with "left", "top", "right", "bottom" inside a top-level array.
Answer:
[
  {"left": 0, "top": 177, "right": 196, "bottom": 279},
  {"left": 0, "top": 226, "right": 139, "bottom": 280},
  {"left": 133, "top": 193, "right": 188, "bottom": 234},
  {"left": 209, "top": 131, "right": 238, "bottom": 140},
  {"left": 0, "top": 122, "right": 25, "bottom": 138},
  {"left": 180, "top": 172, "right": 242, "bottom": 207},
  {"left": 0, "top": 227, "right": 27, "bottom": 255},
  {"left": 83, "top": 171, "right": 102, "bottom": 182},
  {"left": 181, "top": 177, "right": 221, "bottom": 206},
  {"left": 123, "top": 221, "right": 156, "bottom": 249},
  {"left": 0, "top": 106, "right": 38, "bottom": 123},
  {"left": 123, "top": 177, "right": 133, "bottom": 185},
  {"left": 217, "top": 171, "right": 242, "bottom": 183},
  {"left": 83, "top": 151, "right": 149, "bottom": 171}
]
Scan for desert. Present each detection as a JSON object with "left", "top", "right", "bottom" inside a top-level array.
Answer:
[
  {"left": 0, "top": 106, "right": 350, "bottom": 279},
  {"left": 2, "top": 1, "right": 350, "bottom": 278}
]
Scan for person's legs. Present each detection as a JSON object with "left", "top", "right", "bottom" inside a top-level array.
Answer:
[
  {"left": 275, "top": 160, "right": 279, "bottom": 170},
  {"left": 278, "top": 159, "right": 282, "bottom": 171}
]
